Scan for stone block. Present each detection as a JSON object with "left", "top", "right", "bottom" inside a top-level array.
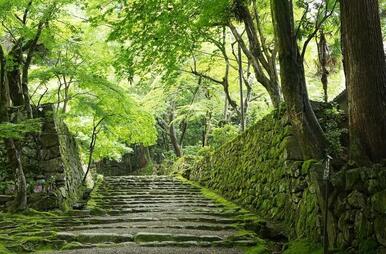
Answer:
[
  {"left": 347, "top": 190, "right": 366, "bottom": 209},
  {"left": 40, "top": 158, "right": 64, "bottom": 173},
  {"left": 371, "top": 190, "right": 386, "bottom": 214},
  {"left": 41, "top": 147, "right": 61, "bottom": 160},
  {"left": 40, "top": 133, "right": 60, "bottom": 148},
  {"left": 374, "top": 216, "right": 386, "bottom": 246}
]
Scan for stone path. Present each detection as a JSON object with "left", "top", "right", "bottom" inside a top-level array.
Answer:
[
  {"left": 46, "top": 175, "right": 274, "bottom": 253},
  {"left": 0, "top": 175, "right": 284, "bottom": 253}
]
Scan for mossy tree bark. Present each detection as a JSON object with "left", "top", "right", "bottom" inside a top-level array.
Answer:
[
  {"left": 271, "top": 0, "right": 327, "bottom": 159},
  {"left": 340, "top": 0, "right": 386, "bottom": 163}
]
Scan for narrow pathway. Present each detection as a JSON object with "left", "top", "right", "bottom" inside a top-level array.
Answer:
[{"left": 48, "top": 175, "right": 269, "bottom": 253}]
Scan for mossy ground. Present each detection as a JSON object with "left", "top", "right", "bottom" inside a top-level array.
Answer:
[
  {"left": 282, "top": 239, "right": 322, "bottom": 254},
  {"left": 0, "top": 209, "right": 63, "bottom": 253}
]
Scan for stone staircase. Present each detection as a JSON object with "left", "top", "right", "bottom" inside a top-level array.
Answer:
[{"left": 48, "top": 175, "right": 270, "bottom": 253}]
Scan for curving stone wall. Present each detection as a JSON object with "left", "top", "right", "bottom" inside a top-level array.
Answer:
[{"left": 189, "top": 108, "right": 386, "bottom": 253}]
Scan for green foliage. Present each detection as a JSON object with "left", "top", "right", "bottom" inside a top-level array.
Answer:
[
  {"left": 210, "top": 124, "right": 239, "bottom": 148},
  {"left": 0, "top": 119, "right": 41, "bottom": 140},
  {"left": 318, "top": 104, "right": 347, "bottom": 155}
]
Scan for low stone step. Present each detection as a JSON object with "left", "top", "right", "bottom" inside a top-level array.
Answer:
[
  {"left": 57, "top": 221, "right": 237, "bottom": 232},
  {"left": 57, "top": 232, "right": 133, "bottom": 244},
  {"left": 53, "top": 215, "right": 241, "bottom": 228},
  {"left": 59, "top": 228, "right": 235, "bottom": 240},
  {"left": 99, "top": 191, "right": 202, "bottom": 197},
  {"left": 91, "top": 200, "right": 212, "bottom": 205},
  {"left": 134, "top": 232, "right": 223, "bottom": 243},
  {"left": 104, "top": 209, "right": 237, "bottom": 217},
  {"left": 92, "top": 202, "right": 216, "bottom": 209},
  {"left": 99, "top": 189, "right": 201, "bottom": 194},
  {"left": 42, "top": 243, "right": 245, "bottom": 254},
  {"left": 92, "top": 197, "right": 213, "bottom": 202},
  {"left": 91, "top": 199, "right": 217, "bottom": 204}
]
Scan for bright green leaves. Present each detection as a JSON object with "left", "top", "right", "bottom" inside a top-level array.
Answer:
[{"left": 0, "top": 119, "right": 41, "bottom": 140}]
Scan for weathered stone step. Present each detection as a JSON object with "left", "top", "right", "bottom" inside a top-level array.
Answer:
[
  {"left": 93, "top": 202, "right": 218, "bottom": 208},
  {"left": 92, "top": 206, "right": 234, "bottom": 213},
  {"left": 99, "top": 191, "right": 202, "bottom": 197},
  {"left": 91, "top": 194, "right": 208, "bottom": 200},
  {"left": 44, "top": 244, "right": 244, "bottom": 254},
  {"left": 56, "top": 231, "right": 256, "bottom": 247},
  {"left": 57, "top": 221, "right": 237, "bottom": 231},
  {"left": 99, "top": 189, "right": 201, "bottom": 194},
  {"left": 59, "top": 228, "right": 235, "bottom": 240},
  {"left": 104, "top": 209, "right": 238, "bottom": 217},
  {"left": 92, "top": 197, "right": 213, "bottom": 202},
  {"left": 53, "top": 215, "right": 241, "bottom": 227},
  {"left": 57, "top": 232, "right": 133, "bottom": 244},
  {"left": 91, "top": 199, "right": 214, "bottom": 204}
]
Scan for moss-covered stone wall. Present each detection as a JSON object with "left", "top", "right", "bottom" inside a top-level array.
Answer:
[
  {"left": 31, "top": 104, "right": 84, "bottom": 210},
  {"left": 189, "top": 110, "right": 321, "bottom": 240},
  {"left": 189, "top": 109, "right": 386, "bottom": 253},
  {"left": 0, "top": 104, "right": 84, "bottom": 210}
]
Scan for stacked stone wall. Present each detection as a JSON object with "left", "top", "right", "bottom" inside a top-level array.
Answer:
[{"left": 189, "top": 109, "right": 386, "bottom": 253}]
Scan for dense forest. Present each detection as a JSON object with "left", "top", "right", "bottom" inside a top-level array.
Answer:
[{"left": 0, "top": 0, "right": 386, "bottom": 253}]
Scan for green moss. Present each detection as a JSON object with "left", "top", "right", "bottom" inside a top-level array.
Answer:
[
  {"left": 358, "top": 239, "right": 378, "bottom": 254},
  {"left": 244, "top": 244, "right": 270, "bottom": 254},
  {"left": 60, "top": 242, "right": 85, "bottom": 250},
  {"left": 283, "top": 239, "right": 322, "bottom": 254},
  {"left": 176, "top": 175, "right": 242, "bottom": 211},
  {"left": 0, "top": 210, "right": 61, "bottom": 253},
  {"left": 0, "top": 243, "right": 11, "bottom": 254},
  {"left": 302, "top": 160, "right": 318, "bottom": 175}
]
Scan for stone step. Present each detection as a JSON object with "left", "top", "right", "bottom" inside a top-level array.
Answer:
[
  {"left": 92, "top": 206, "right": 233, "bottom": 213},
  {"left": 52, "top": 215, "right": 241, "bottom": 228},
  {"left": 56, "top": 221, "right": 237, "bottom": 232},
  {"left": 91, "top": 197, "right": 213, "bottom": 202},
  {"left": 44, "top": 243, "right": 245, "bottom": 254},
  {"left": 59, "top": 228, "right": 235, "bottom": 240},
  {"left": 104, "top": 209, "right": 238, "bottom": 217},
  {"left": 91, "top": 199, "right": 213, "bottom": 204},
  {"left": 92, "top": 202, "right": 216, "bottom": 207},
  {"left": 99, "top": 189, "right": 201, "bottom": 193},
  {"left": 56, "top": 231, "right": 256, "bottom": 246},
  {"left": 98, "top": 191, "right": 202, "bottom": 196},
  {"left": 91, "top": 194, "right": 208, "bottom": 200}
]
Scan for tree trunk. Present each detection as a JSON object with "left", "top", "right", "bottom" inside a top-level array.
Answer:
[
  {"left": 317, "top": 30, "right": 329, "bottom": 103},
  {"left": 168, "top": 109, "right": 182, "bottom": 157},
  {"left": 271, "top": 0, "right": 327, "bottom": 159},
  {"left": 202, "top": 111, "right": 212, "bottom": 147},
  {"left": 231, "top": 0, "right": 281, "bottom": 108},
  {"left": 237, "top": 44, "right": 245, "bottom": 131},
  {"left": 7, "top": 49, "right": 25, "bottom": 107},
  {"left": 341, "top": 0, "right": 386, "bottom": 163}
]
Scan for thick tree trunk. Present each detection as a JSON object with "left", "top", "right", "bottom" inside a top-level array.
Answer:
[
  {"left": 271, "top": 0, "right": 327, "bottom": 159},
  {"left": 341, "top": 0, "right": 386, "bottom": 163}
]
